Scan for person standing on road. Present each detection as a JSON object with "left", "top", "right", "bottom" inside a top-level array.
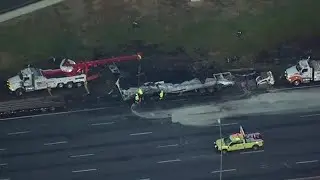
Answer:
[
  {"left": 137, "top": 88, "right": 144, "bottom": 100},
  {"left": 135, "top": 93, "right": 140, "bottom": 104},
  {"left": 159, "top": 90, "right": 164, "bottom": 100}
]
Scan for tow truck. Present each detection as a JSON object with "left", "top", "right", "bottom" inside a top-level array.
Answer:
[
  {"left": 214, "top": 126, "right": 264, "bottom": 154},
  {"left": 284, "top": 57, "right": 320, "bottom": 86},
  {"left": 6, "top": 53, "right": 142, "bottom": 96}
]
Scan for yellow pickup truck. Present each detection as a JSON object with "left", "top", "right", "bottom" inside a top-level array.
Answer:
[{"left": 214, "top": 126, "right": 264, "bottom": 154}]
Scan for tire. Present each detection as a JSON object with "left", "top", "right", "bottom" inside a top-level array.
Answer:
[
  {"left": 207, "top": 87, "right": 215, "bottom": 93},
  {"left": 293, "top": 80, "right": 301, "bottom": 86},
  {"left": 215, "top": 84, "right": 223, "bottom": 92},
  {"left": 57, "top": 83, "right": 64, "bottom": 88},
  {"left": 15, "top": 88, "right": 24, "bottom": 96},
  {"left": 76, "top": 82, "right": 82, "bottom": 87},
  {"left": 199, "top": 88, "right": 206, "bottom": 94},
  {"left": 252, "top": 145, "right": 259, "bottom": 151},
  {"left": 66, "top": 82, "right": 73, "bottom": 88}
]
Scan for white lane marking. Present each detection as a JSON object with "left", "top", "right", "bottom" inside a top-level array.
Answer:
[
  {"left": 210, "top": 123, "right": 238, "bottom": 127},
  {"left": 286, "top": 175, "right": 320, "bottom": 180},
  {"left": 72, "top": 168, "right": 97, "bottom": 173},
  {"left": 44, "top": 141, "right": 68, "bottom": 146},
  {"left": 0, "top": 148, "right": 6, "bottom": 151},
  {"left": 70, "top": 153, "right": 95, "bottom": 158},
  {"left": 139, "top": 178, "right": 151, "bottom": 180},
  {"left": 191, "top": 154, "right": 214, "bottom": 159},
  {"left": 7, "top": 131, "right": 31, "bottom": 135},
  {"left": 300, "top": 114, "right": 320, "bottom": 118},
  {"left": 260, "top": 163, "right": 268, "bottom": 169},
  {"left": 211, "top": 169, "right": 237, "bottom": 174},
  {"left": 0, "top": 106, "right": 119, "bottom": 121},
  {"left": 157, "top": 159, "right": 181, "bottom": 164},
  {"left": 157, "top": 144, "right": 179, "bottom": 148},
  {"left": 130, "top": 132, "right": 152, "bottom": 136},
  {"left": 91, "top": 122, "right": 115, "bottom": 126},
  {"left": 295, "top": 160, "right": 319, "bottom": 164},
  {"left": 240, "top": 150, "right": 264, "bottom": 154},
  {"left": 0, "top": 178, "right": 10, "bottom": 180},
  {"left": 0, "top": 163, "right": 8, "bottom": 166}
]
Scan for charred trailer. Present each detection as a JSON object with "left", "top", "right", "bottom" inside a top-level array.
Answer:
[{"left": 0, "top": 96, "right": 67, "bottom": 119}]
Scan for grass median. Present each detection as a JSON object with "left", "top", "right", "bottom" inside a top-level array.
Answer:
[{"left": 0, "top": 0, "right": 320, "bottom": 74}]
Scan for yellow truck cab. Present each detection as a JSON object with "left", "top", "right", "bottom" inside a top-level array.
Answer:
[{"left": 214, "top": 126, "right": 264, "bottom": 154}]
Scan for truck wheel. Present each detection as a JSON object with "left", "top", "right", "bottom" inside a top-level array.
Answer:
[
  {"left": 207, "top": 87, "right": 215, "bottom": 93},
  {"left": 222, "top": 149, "right": 227, "bottom": 154},
  {"left": 40, "top": 108, "right": 47, "bottom": 112},
  {"left": 15, "top": 88, "right": 24, "bottom": 96},
  {"left": 199, "top": 88, "right": 206, "bottom": 94},
  {"left": 292, "top": 80, "right": 301, "bottom": 86},
  {"left": 76, "top": 82, "right": 82, "bottom": 87},
  {"left": 66, "top": 82, "right": 73, "bottom": 88},
  {"left": 215, "top": 84, "right": 223, "bottom": 91},
  {"left": 252, "top": 145, "right": 259, "bottom": 151},
  {"left": 57, "top": 83, "right": 64, "bottom": 88},
  {"left": 50, "top": 107, "right": 56, "bottom": 112}
]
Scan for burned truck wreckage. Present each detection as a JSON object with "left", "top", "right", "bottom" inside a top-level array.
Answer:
[
  {"left": 115, "top": 72, "right": 234, "bottom": 101},
  {"left": 0, "top": 56, "right": 275, "bottom": 119},
  {"left": 114, "top": 66, "right": 275, "bottom": 102}
]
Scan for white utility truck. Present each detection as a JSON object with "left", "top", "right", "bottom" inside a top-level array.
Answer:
[
  {"left": 284, "top": 57, "right": 320, "bottom": 86},
  {"left": 7, "top": 67, "right": 86, "bottom": 96}
]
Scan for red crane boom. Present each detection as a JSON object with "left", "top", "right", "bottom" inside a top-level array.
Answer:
[{"left": 59, "top": 53, "right": 142, "bottom": 81}]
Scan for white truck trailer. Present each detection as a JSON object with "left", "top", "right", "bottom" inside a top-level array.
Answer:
[
  {"left": 284, "top": 57, "right": 320, "bottom": 86},
  {"left": 7, "top": 67, "right": 86, "bottom": 96}
]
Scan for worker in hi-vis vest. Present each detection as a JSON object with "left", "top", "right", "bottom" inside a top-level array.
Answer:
[
  {"left": 137, "top": 88, "right": 144, "bottom": 100},
  {"left": 159, "top": 90, "right": 164, "bottom": 100},
  {"left": 135, "top": 93, "right": 140, "bottom": 103},
  {"left": 138, "top": 88, "right": 143, "bottom": 96}
]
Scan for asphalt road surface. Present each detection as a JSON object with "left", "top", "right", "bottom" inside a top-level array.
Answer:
[
  {"left": 0, "top": 0, "right": 41, "bottom": 14},
  {"left": 0, "top": 0, "right": 65, "bottom": 23},
  {"left": 0, "top": 106, "right": 320, "bottom": 180}
]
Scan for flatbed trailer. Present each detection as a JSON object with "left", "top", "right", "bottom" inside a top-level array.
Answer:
[{"left": 0, "top": 96, "right": 66, "bottom": 119}]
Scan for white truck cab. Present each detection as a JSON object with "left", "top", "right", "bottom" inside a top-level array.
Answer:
[
  {"left": 284, "top": 58, "right": 320, "bottom": 86},
  {"left": 7, "top": 67, "right": 86, "bottom": 96},
  {"left": 7, "top": 68, "right": 42, "bottom": 95}
]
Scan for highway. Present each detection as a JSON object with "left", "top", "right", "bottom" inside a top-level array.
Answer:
[
  {"left": 0, "top": 105, "right": 320, "bottom": 180},
  {"left": 0, "top": 0, "right": 65, "bottom": 23},
  {"left": 0, "top": 0, "right": 41, "bottom": 14}
]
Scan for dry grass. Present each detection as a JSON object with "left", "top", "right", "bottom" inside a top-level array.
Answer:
[{"left": 1, "top": 0, "right": 320, "bottom": 72}]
